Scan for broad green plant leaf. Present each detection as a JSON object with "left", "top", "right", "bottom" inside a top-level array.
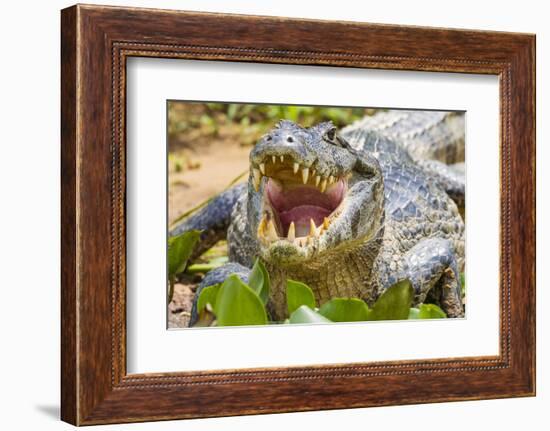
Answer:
[
  {"left": 186, "top": 256, "right": 230, "bottom": 274},
  {"left": 319, "top": 298, "right": 371, "bottom": 322},
  {"left": 286, "top": 279, "right": 316, "bottom": 315},
  {"left": 214, "top": 275, "right": 267, "bottom": 326},
  {"left": 208, "top": 256, "right": 229, "bottom": 265},
  {"left": 418, "top": 304, "right": 447, "bottom": 319},
  {"left": 196, "top": 284, "right": 221, "bottom": 313},
  {"left": 167, "top": 230, "right": 201, "bottom": 302},
  {"left": 409, "top": 304, "right": 447, "bottom": 319},
  {"left": 167, "top": 230, "right": 201, "bottom": 278},
  {"left": 408, "top": 308, "right": 420, "bottom": 319},
  {"left": 248, "top": 258, "right": 270, "bottom": 304},
  {"left": 289, "top": 305, "right": 332, "bottom": 324},
  {"left": 368, "top": 279, "right": 414, "bottom": 321}
]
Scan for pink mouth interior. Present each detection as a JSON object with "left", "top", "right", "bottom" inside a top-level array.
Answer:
[{"left": 266, "top": 179, "right": 345, "bottom": 237}]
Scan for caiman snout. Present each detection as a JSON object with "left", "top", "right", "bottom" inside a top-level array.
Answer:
[
  {"left": 250, "top": 121, "right": 315, "bottom": 172},
  {"left": 248, "top": 120, "right": 353, "bottom": 252}
]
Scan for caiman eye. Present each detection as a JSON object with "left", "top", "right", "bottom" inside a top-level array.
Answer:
[{"left": 324, "top": 127, "right": 337, "bottom": 143}]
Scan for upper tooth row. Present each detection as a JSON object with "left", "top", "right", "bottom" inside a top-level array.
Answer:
[
  {"left": 253, "top": 158, "right": 338, "bottom": 192},
  {"left": 259, "top": 155, "right": 285, "bottom": 175}
]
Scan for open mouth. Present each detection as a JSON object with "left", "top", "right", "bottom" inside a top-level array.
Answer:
[{"left": 252, "top": 155, "right": 347, "bottom": 247}]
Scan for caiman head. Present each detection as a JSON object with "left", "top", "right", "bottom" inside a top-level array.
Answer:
[{"left": 248, "top": 120, "right": 384, "bottom": 266}]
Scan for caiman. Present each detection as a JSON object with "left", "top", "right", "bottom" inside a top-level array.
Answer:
[{"left": 171, "top": 110, "right": 466, "bottom": 324}]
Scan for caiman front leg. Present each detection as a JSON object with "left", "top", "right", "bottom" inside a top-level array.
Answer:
[{"left": 398, "top": 238, "right": 464, "bottom": 318}]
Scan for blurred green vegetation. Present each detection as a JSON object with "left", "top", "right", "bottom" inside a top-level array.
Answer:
[{"left": 168, "top": 102, "right": 376, "bottom": 150}]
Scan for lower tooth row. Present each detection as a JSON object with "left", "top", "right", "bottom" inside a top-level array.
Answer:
[{"left": 258, "top": 216, "right": 330, "bottom": 246}]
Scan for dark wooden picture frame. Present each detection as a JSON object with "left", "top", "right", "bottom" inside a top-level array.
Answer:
[{"left": 61, "top": 4, "right": 535, "bottom": 425}]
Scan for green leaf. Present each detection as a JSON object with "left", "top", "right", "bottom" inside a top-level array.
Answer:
[
  {"left": 319, "top": 298, "right": 371, "bottom": 322},
  {"left": 289, "top": 305, "right": 332, "bottom": 324},
  {"left": 408, "top": 308, "right": 420, "bottom": 319},
  {"left": 248, "top": 258, "right": 270, "bottom": 304},
  {"left": 186, "top": 263, "right": 223, "bottom": 274},
  {"left": 167, "top": 230, "right": 201, "bottom": 278},
  {"left": 418, "top": 304, "right": 447, "bottom": 319},
  {"left": 196, "top": 284, "right": 221, "bottom": 313},
  {"left": 208, "top": 256, "right": 229, "bottom": 265},
  {"left": 368, "top": 280, "right": 414, "bottom": 321},
  {"left": 408, "top": 304, "right": 447, "bottom": 319},
  {"left": 214, "top": 275, "right": 267, "bottom": 326},
  {"left": 248, "top": 261, "right": 263, "bottom": 296},
  {"left": 286, "top": 279, "right": 316, "bottom": 315}
]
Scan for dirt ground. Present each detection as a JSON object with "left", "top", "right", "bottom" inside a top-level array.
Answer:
[
  {"left": 168, "top": 142, "right": 249, "bottom": 224},
  {"left": 168, "top": 123, "right": 252, "bottom": 328},
  {"left": 168, "top": 275, "right": 200, "bottom": 328}
]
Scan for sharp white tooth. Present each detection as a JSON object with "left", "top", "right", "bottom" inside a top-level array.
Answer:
[
  {"left": 302, "top": 167, "right": 309, "bottom": 184},
  {"left": 328, "top": 175, "right": 335, "bottom": 185},
  {"left": 320, "top": 178, "right": 327, "bottom": 193},
  {"left": 293, "top": 162, "right": 300, "bottom": 174},
  {"left": 315, "top": 175, "right": 321, "bottom": 187},
  {"left": 259, "top": 163, "right": 266, "bottom": 175},
  {"left": 252, "top": 168, "right": 262, "bottom": 191},
  {"left": 267, "top": 219, "right": 278, "bottom": 241},
  {"left": 287, "top": 222, "right": 295, "bottom": 241},
  {"left": 272, "top": 155, "right": 276, "bottom": 164},
  {"left": 280, "top": 155, "right": 284, "bottom": 162},
  {"left": 309, "top": 219, "right": 317, "bottom": 237},
  {"left": 257, "top": 216, "right": 267, "bottom": 238}
]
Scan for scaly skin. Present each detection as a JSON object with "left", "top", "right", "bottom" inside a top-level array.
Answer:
[
  {"left": 174, "top": 111, "right": 466, "bottom": 324},
  {"left": 344, "top": 110, "right": 465, "bottom": 164}
]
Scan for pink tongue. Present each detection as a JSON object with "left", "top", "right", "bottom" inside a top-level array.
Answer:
[
  {"left": 266, "top": 178, "right": 344, "bottom": 236},
  {"left": 267, "top": 179, "right": 343, "bottom": 211},
  {"left": 279, "top": 206, "right": 331, "bottom": 237}
]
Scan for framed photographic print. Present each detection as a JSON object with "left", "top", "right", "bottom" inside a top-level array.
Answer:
[{"left": 61, "top": 4, "right": 536, "bottom": 425}]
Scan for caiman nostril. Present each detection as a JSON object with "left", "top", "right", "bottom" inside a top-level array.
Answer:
[{"left": 287, "top": 136, "right": 294, "bottom": 143}]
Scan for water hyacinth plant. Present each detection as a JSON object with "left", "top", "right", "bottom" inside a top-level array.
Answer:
[{"left": 168, "top": 231, "right": 448, "bottom": 327}]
